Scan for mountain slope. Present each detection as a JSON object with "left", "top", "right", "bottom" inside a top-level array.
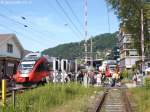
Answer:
[{"left": 42, "top": 32, "right": 117, "bottom": 59}]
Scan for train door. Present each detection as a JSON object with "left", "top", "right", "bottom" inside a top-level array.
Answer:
[
  {"left": 61, "top": 59, "right": 68, "bottom": 82},
  {"left": 61, "top": 59, "right": 68, "bottom": 72},
  {"left": 34, "top": 60, "right": 48, "bottom": 82},
  {"left": 52, "top": 58, "right": 61, "bottom": 83},
  {"left": 53, "top": 59, "right": 60, "bottom": 71}
]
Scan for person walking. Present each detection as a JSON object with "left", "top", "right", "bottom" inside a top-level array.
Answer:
[
  {"left": 77, "top": 71, "right": 84, "bottom": 84},
  {"left": 111, "top": 72, "right": 116, "bottom": 87},
  {"left": 97, "top": 69, "right": 102, "bottom": 86},
  {"left": 105, "top": 65, "right": 111, "bottom": 85},
  {"left": 133, "top": 72, "right": 137, "bottom": 85},
  {"left": 111, "top": 65, "right": 119, "bottom": 87}
]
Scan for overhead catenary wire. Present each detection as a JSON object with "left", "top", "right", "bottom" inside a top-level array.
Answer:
[
  {"left": 0, "top": 5, "right": 59, "bottom": 43},
  {"left": 84, "top": 0, "right": 88, "bottom": 64},
  {"left": 0, "top": 23, "right": 49, "bottom": 48},
  {"left": 0, "top": 1, "right": 84, "bottom": 49},
  {"left": 0, "top": 5, "right": 57, "bottom": 42},
  {"left": 46, "top": 0, "right": 82, "bottom": 41},
  {"left": 55, "top": 0, "right": 83, "bottom": 37},
  {"left": 0, "top": 12, "right": 56, "bottom": 44},
  {"left": 64, "top": 0, "right": 83, "bottom": 28}
]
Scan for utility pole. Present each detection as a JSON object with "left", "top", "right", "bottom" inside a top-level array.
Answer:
[
  {"left": 83, "top": 0, "right": 88, "bottom": 87},
  {"left": 141, "top": 8, "right": 145, "bottom": 74},
  {"left": 84, "top": 0, "right": 88, "bottom": 66},
  {"left": 90, "top": 37, "right": 93, "bottom": 68}
]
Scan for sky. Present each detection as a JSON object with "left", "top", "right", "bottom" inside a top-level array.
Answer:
[{"left": 0, "top": 0, "right": 119, "bottom": 52}]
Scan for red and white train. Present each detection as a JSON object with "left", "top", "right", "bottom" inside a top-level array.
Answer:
[{"left": 14, "top": 53, "right": 76, "bottom": 86}]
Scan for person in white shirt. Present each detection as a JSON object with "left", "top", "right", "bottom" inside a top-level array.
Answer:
[{"left": 97, "top": 68, "right": 102, "bottom": 86}]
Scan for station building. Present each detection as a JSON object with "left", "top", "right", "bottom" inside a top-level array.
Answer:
[{"left": 0, "top": 34, "right": 24, "bottom": 83}]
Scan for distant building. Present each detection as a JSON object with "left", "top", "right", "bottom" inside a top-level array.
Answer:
[
  {"left": 22, "top": 49, "right": 33, "bottom": 58},
  {"left": 118, "top": 30, "right": 140, "bottom": 71},
  {"left": 0, "top": 34, "right": 24, "bottom": 81}
]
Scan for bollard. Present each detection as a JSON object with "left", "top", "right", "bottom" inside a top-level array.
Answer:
[
  {"left": 2, "top": 79, "right": 6, "bottom": 107},
  {"left": 12, "top": 90, "right": 16, "bottom": 110}
]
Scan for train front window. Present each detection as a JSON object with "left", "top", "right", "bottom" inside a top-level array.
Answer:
[
  {"left": 22, "top": 64, "right": 34, "bottom": 68},
  {"left": 19, "top": 64, "right": 34, "bottom": 74}
]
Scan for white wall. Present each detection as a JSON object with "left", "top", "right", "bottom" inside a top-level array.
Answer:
[
  {"left": 119, "top": 59, "right": 126, "bottom": 70},
  {"left": 119, "top": 57, "right": 140, "bottom": 70},
  {"left": 125, "top": 57, "right": 140, "bottom": 68},
  {"left": 0, "top": 38, "right": 21, "bottom": 59}
]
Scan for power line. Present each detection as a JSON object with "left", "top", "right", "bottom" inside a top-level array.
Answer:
[
  {"left": 0, "top": 12, "right": 56, "bottom": 44},
  {"left": 0, "top": 1, "right": 83, "bottom": 48},
  {"left": 0, "top": 23, "right": 49, "bottom": 47},
  {"left": 84, "top": 0, "right": 88, "bottom": 65},
  {"left": 46, "top": 0, "right": 82, "bottom": 41},
  {"left": 66, "top": 23, "right": 82, "bottom": 40},
  {"left": 55, "top": 0, "right": 83, "bottom": 37},
  {"left": 0, "top": 13, "right": 27, "bottom": 28},
  {"left": 0, "top": 5, "right": 58, "bottom": 42},
  {"left": 64, "top": 0, "right": 83, "bottom": 28}
]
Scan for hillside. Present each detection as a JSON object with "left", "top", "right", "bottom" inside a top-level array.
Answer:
[{"left": 42, "top": 32, "right": 117, "bottom": 59}]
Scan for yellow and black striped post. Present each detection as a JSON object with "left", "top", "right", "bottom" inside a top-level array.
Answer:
[{"left": 2, "top": 79, "right": 6, "bottom": 107}]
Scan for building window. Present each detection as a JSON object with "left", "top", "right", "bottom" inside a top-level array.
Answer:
[
  {"left": 7, "top": 44, "right": 13, "bottom": 53},
  {"left": 148, "top": 63, "right": 150, "bottom": 67}
]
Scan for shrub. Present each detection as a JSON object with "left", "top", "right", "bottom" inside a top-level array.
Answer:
[
  {"left": 144, "top": 77, "right": 150, "bottom": 89},
  {"left": 121, "top": 69, "right": 128, "bottom": 78},
  {"left": 3, "top": 83, "right": 100, "bottom": 112}
]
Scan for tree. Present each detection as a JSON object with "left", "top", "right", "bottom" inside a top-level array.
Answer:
[
  {"left": 42, "top": 33, "right": 117, "bottom": 59},
  {"left": 106, "top": 0, "right": 150, "bottom": 54}
]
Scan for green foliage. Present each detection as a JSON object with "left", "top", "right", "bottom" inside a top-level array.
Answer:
[
  {"left": 128, "top": 87, "right": 150, "bottom": 112},
  {"left": 42, "top": 33, "right": 117, "bottom": 59},
  {"left": 106, "top": 0, "right": 150, "bottom": 53},
  {"left": 3, "top": 83, "right": 101, "bottom": 112},
  {"left": 132, "top": 64, "right": 137, "bottom": 72},
  {"left": 121, "top": 69, "right": 128, "bottom": 78},
  {"left": 144, "top": 77, "right": 150, "bottom": 89}
]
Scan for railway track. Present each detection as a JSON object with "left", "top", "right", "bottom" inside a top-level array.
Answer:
[
  {"left": 96, "top": 88, "right": 132, "bottom": 112},
  {"left": 0, "top": 90, "right": 12, "bottom": 99},
  {"left": 0, "top": 86, "right": 34, "bottom": 101}
]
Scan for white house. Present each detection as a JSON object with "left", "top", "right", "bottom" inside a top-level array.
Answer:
[
  {"left": 0, "top": 34, "right": 24, "bottom": 82},
  {"left": 117, "top": 30, "right": 140, "bottom": 71},
  {"left": 0, "top": 34, "right": 23, "bottom": 59}
]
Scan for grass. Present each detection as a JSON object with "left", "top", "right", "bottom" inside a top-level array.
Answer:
[
  {"left": 128, "top": 87, "right": 150, "bottom": 112},
  {"left": 48, "top": 95, "right": 89, "bottom": 112},
  {"left": 121, "top": 78, "right": 132, "bottom": 84},
  {"left": 1, "top": 83, "right": 101, "bottom": 112}
]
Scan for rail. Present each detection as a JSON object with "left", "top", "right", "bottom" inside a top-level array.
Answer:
[
  {"left": 95, "top": 89, "right": 108, "bottom": 112},
  {"left": 0, "top": 87, "right": 33, "bottom": 100},
  {"left": 123, "top": 89, "right": 133, "bottom": 112},
  {"left": 96, "top": 88, "right": 133, "bottom": 112}
]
